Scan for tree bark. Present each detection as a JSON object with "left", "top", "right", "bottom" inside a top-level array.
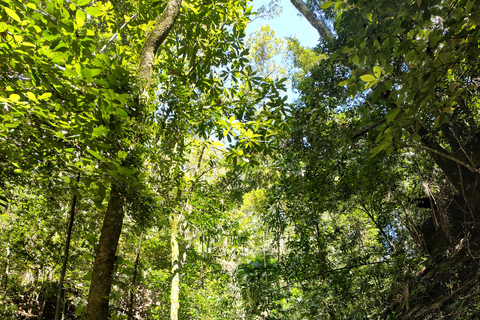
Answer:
[
  {"left": 138, "top": 0, "right": 183, "bottom": 91},
  {"left": 128, "top": 234, "right": 143, "bottom": 320},
  {"left": 54, "top": 174, "right": 80, "bottom": 320},
  {"left": 86, "top": 185, "right": 125, "bottom": 320},
  {"left": 2, "top": 202, "right": 11, "bottom": 299},
  {"left": 170, "top": 213, "right": 180, "bottom": 320},
  {"left": 290, "top": 0, "right": 334, "bottom": 40}
]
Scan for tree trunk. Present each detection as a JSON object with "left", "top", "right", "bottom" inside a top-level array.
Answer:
[
  {"left": 2, "top": 202, "right": 11, "bottom": 299},
  {"left": 54, "top": 174, "right": 80, "bottom": 320},
  {"left": 419, "top": 128, "right": 480, "bottom": 226},
  {"left": 170, "top": 213, "right": 180, "bottom": 320},
  {"left": 86, "top": 185, "right": 125, "bottom": 320},
  {"left": 128, "top": 234, "right": 143, "bottom": 320},
  {"left": 85, "top": 0, "right": 182, "bottom": 317}
]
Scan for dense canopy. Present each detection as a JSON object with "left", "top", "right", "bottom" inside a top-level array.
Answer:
[{"left": 1, "top": 0, "right": 480, "bottom": 319}]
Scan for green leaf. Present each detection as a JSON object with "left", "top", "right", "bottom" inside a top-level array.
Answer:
[
  {"left": 320, "top": 1, "right": 335, "bottom": 9},
  {"left": 75, "top": 304, "right": 86, "bottom": 317},
  {"left": 0, "top": 22, "right": 7, "bottom": 32},
  {"left": 98, "top": 183, "right": 106, "bottom": 200},
  {"left": 85, "top": 7, "right": 103, "bottom": 16},
  {"left": 76, "top": 9, "right": 86, "bottom": 27},
  {"left": 5, "top": 7, "right": 21, "bottom": 23},
  {"left": 77, "top": 0, "right": 91, "bottom": 6},
  {"left": 386, "top": 108, "right": 401, "bottom": 123},
  {"left": 360, "top": 74, "right": 376, "bottom": 82},
  {"left": 85, "top": 234, "right": 97, "bottom": 246},
  {"left": 82, "top": 271, "right": 92, "bottom": 280},
  {"left": 38, "top": 92, "right": 52, "bottom": 100},
  {"left": 117, "top": 150, "right": 127, "bottom": 159},
  {"left": 86, "top": 149, "right": 103, "bottom": 160}
]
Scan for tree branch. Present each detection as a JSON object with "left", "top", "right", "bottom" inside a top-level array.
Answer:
[{"left": 290, "top": 0, "right": 334, "bottom": 40}]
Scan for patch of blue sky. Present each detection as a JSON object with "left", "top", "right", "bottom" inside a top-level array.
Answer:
[{"left": 246, "top": 0, "right": 320, "bottom": 102}]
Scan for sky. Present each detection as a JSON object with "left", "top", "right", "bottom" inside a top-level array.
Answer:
[
  {"left": 245, "top": 0, "right": 320, "bottom": 48},
  {"left": 245, "top": 0, "right": 320, "bottom": 101}
]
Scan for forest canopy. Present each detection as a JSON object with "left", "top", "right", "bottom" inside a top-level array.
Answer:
[{"left": 1, "top": 0, "right": 480, "bottom": 319}]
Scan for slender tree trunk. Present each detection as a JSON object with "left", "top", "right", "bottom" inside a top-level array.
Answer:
[
  {"left": 170, "top": 213, "right": 180, "bottom": 320},
  {"left": 86, "top": 185, "right": 125, "bottom": 320},
  {"left": 54, "top": 174, "right": 80, "bottom": 320},
  {"left": 128, "top": 234, "right": 143, "bottom": 320},
  {"left": 85, "top": 0, "right": 182, "bottom": 317},
  {"left": 2, "top": 202, "right": 11, "bottom": 299}
]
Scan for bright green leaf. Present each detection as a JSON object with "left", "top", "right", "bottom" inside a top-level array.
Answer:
[{"left": 117, "top": 151, "right": 127, "bottom": 159}]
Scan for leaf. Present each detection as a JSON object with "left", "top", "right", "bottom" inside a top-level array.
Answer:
[
  {"left": 75, "top": 304, "right": 86, "bottom": 317},
  {"left": 77, "top": 0, "right": 91, "bottom": 6},
  {"left": 9, "top": 94, "right": 21, "bottom": 102},
  {"left": 0, "top": 22, "right": 7, "bottom": 33},
  {"left": 5, "top": 8, "right": 21, "bottom": 23},
  {"left": 86, "top": 149, "right": 103, "bottom": 160},
  {"left": 98, "top": 183, "right": 106, "bottom": 200},
  {"left": 85, "top": 234, "right": 97, "bottom": 246},
  {"left": 85, "top": 7, "right": 103, "bottom": 16},
  {"left": 76, "top": 10, "right": 86, "bottom": 27},
  {"left": 386, "top": 108, "right": 401, "bottom": 123},
  {"left": 26, "top": 92, "right": 37, "bottom": 101},
  {"left": 360, "top": 74, "right": 376, "bottom": 82},
  {"left": 320, "top": 1, "right": 335, "bottom": 9},
  {"left": 38, "top": 92, "right": 52, "bottom": 100},
  {"left": 117, "top": 150, "right": 127, "bottom": 159},
  {"left": 82, "top": 271, "right": 92, "bottom": 280}
]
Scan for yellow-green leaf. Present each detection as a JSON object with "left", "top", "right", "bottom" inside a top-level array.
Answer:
[
  {"left": 38, "top": 92, "right": 52, "bottom": 100},
  {"left": 85, "top": 7, "right": 103, "bottom": 16},
  {"left": 360, "top": 74, "right": 376, "bottom": 82},
  {"left": 76, "top": 9, "right": 85, "bottom": 27},
  {"left": 9, "top": 94, "right": 21, "bottom": 102},
  {"left": 0, "top": 22, "right": 7, "bottom": 32},
  {"left": 26, "top": 92, "right": 37, "bottom": 101},
  {"left": 321, "top": 1, "right": 335, "bottom": 9},
  {"left": 5, "top": 8, "right": 21, "bottom": 23}
]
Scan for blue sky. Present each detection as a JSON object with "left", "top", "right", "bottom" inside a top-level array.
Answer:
[
  {"left": 245, "top": 0, "right": 320, "bottom": 101},
  {"left": 246, "top": 0, "right": 319, "bottom": 48}
]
